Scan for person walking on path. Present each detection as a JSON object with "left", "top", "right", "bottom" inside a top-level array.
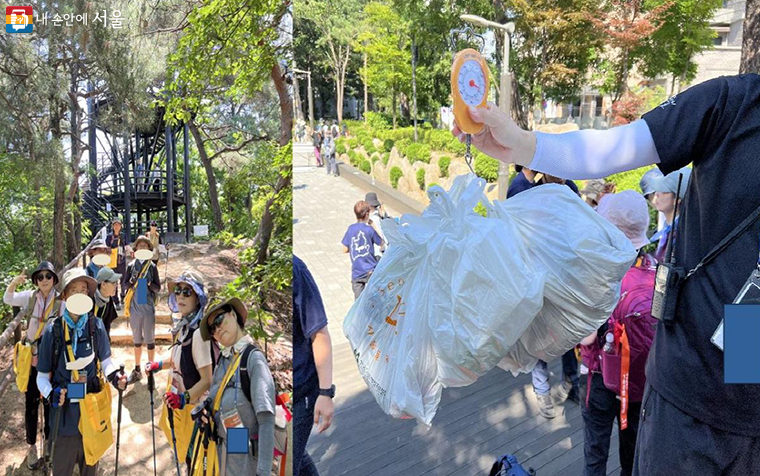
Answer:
[
  {"left": 35, "top": 268, "right": 127, "bottom": 476},
  {"left": 4, "top": 261, "right": 62, "bottom": 469},
  {"left": 124, "top": 235, "right": 161, "bottom": 384},
  {"left": 293, "top": 256, "right": 334, "bottom": 476},
  {"left": 85, "top": 239, "right": 110, "bottom": 279},
  {"left": 144, "top": 270, "right": 216, "bottom": 471},
  {"left": 94, "top": 267, "right": 120, "bottom": 340},
  {"left": 106, "top": 218, "right": 131, "bottom": 309},
  {"left": 146, "top": 220, "right": 162, "bottom": 268},
  {"left": 199, "top": 298, "right": 277, "bottom": 476},
  {"left": 341, "top": 201, "right": 385, "bottom": 299}
]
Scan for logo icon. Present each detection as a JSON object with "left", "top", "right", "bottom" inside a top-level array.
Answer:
[{"left": 6, "top": 6, "right": 33, "bottom": 33}]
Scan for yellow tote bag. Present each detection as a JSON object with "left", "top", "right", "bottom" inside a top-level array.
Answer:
[
  {"left": 14, "top": 297, "right": 57, "bottom": 392},
  {"left": 109, "top": 248, "right": 119, "bottom": 268},
  {"left": 13, "top": 342, "right": 32, "bottom": 392},
  {"left": 78, "top": 377, "right": 114, "bottom": 466}
]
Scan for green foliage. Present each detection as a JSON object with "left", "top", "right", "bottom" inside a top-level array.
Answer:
[
  {"left": 390, "top": 167, "right": 404, "bottom": 189},
  {"left": 363, "top": 139, "right": 376, "bottom": 155},
  {"left": 371, "top": 154, "right": 380, "bottom": 164},
  {"left": 347, "top": 150, "right": 360, "bottom": 166},
  {"left": 439, "top": 156, "right": 451, "bottom": 178},
  {"left": 606, "top": 166, "right": 653, "bottom": 193},
  {"left": 348, "top": 137, "right": 359, "bottom": 149},
  {"left": 474, "top": 152, "right": 499, "bottom": 182},
  {"left": 383, "top": 138, "right": 395, "bottom": 153},
  {"left": 335, "top": 138, "right": 347, "bottom": 155},
  {"left": 428, "top": 182, "right": 439, "bottom": 189},
  {"left": 416, "top": 168, "right": 426, "bottom": 190},
  {"left": 473, "top": 202, "right": 488, "bottom": 217},
  {"left": 360, "top": 160, "right": 372, "bottom": 174},
  {"left": 365, "top": 111, "right": 391, "bottom": 130},
  {"left": 404, "top": 143, "right": 431, "bottom": 164},
  {"left": 382, "top": 152, "right": 391, "bottom": 166}
]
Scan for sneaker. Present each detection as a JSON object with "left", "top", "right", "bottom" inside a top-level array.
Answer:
[
  {"left": 26, "top": 444, "right": 41, "bottom": 470},
  {"left": 536, "top": 393, "right": 555, "bottom": 419},
  {"left": 557, "top": 380, "right": 580, "bottom": 405},
  {"left": 127, "top": 367, "right": 142, "bottom": 385}
]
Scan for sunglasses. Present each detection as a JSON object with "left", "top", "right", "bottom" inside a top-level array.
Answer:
[
  {"left": 208, "top": 311, "right": 228, "bottom": 336},
  {"left": 36, "top": 273, "right": 54, "bottom": 282},
  {"left": 173, "top": 286, "right": 195, "bottom": 297}
]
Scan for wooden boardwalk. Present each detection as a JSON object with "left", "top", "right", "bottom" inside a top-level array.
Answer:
[{"left": 307, "top": 342, "right": 623, "bottom": 476}]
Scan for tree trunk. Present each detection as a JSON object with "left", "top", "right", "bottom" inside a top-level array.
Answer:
[
  {"left": 52, "top": 160, "right": 66, "bottom": 269},
  {"left": 392, "top": 89, "right": 397, "bottom": 129},
  {"left": 253, "top": 63, "right": 293, "bottom": 267},
  {"left": 740, "top": 0, "right": 760, "bottom": 74},
  {"left": 66, "top": 59, "right": 81, "bottom": 260},
  {"left": 412, "top": 38, "right": 418, "bottom": 142},
  {"left": 188, "top": 120, "right": 224, "bottom": 232},
  {"left": 364, "top": 51, "right": 368, "bottom": 122}
]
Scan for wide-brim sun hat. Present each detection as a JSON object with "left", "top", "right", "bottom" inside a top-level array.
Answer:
[
  {"left": 200, "top": 297, "right": 248, "bottom": 341},
  {"left": 639, "top": 168, "right": 664, "bottom": 197},
  {"left": 132, "top": 235, "right": 154, "bottom": 251},
  {"left": 168, "top": 270, "right": 208, "bottom": 314},
  {"left": 596, "top": 191, "right": 650, "bottom": 249},
  {"left": 61, "top": 268, "right": 97, "bottom": 297},
  {"left": 651, "top": 166, "right": 692, "bottom": 199}
]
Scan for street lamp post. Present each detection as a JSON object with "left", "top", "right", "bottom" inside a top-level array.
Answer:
[
  {"left": 293, "top": 68, "right": 315, "bottom": 134},
  {"left": 460, "top": 15, "right": 515, "bottom": 201}
]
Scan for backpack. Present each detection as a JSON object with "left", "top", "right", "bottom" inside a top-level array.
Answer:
[
  {"left": 600, "top": 265, "right": 657, "bottom": 402},
  {"left": 488, "top": 454, "right": 536, "bottom": 476}
]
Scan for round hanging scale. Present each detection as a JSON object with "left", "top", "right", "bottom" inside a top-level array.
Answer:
[{"left": 451, "top": 48, "right": 490, "bottom": 135}]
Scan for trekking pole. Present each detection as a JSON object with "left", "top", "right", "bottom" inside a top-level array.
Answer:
[
  {"left": 147, "top": 369, "right": 158, "bottom": 476},
  {"left": 167, "top": 407, "right": 183, "bottom": 476},
  {"left": 188, "top": 416, "right": 205, "bottom": 476},
  {"left": 115, "top": 365, "right": 125, "bottom": 476},
  {"left": 47, "top": 398, "right": 64, "bottom": 476}
]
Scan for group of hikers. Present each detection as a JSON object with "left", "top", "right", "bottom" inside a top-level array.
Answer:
[
  {"left": 8, "top": 218, "right": 280, "bottom": 475},
  {"left": 311, "top": 120, "right": 345, "bottom": 176}
]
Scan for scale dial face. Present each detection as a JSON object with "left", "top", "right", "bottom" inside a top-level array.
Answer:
[
  {"left": 450, "top": 48, "right": 489, "bottom": 134},
  {"left": 457, "top": 60, "right": 487, "bottom": 107}
]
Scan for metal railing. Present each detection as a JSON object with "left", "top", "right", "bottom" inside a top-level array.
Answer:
[{"left": 98, "top": 169, "right": 184, "bottom": 200}]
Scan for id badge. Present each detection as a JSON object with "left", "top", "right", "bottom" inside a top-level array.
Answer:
[
  {"left": 70, "top": 373, "right": 87, "bottom": 403},
  {"left": 222, "top": 409, "right": 249, "bottom": 455},
  {"left": 712, "top": 267, "right": 760, "bottom": 351}
]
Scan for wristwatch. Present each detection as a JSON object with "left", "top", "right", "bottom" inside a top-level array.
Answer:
[{"left": 318, "top": 385, "right": 336, "bottom": 399}]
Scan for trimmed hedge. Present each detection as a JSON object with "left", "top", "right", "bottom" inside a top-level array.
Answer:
[
  {"left": 360, "top": 160, "right": 371, "bottom": 174},
  {"left": 405, "top": 143, "right": 431, "bottom": 164},
  {"left": 416, "top": 168, "right": 426, "bottom": 190},
  {"left": 390, "top": 167, "right": 403, "bottom": 189},
  {"left": 473, "top": 151, "right": 499, "bottom": 182},
  {"left": 348, "top": 138, "right": 359, "bottom": 149},
  {"left": 439, "top": 156, "right": 451, "bottom": 178},
  {"left": 383, "top": 138, "right": 394, "bottom": 152},
  {"left": 335, "top": 141, "right": 347, "bottom": 156},
  {"left": 382, "top": 152, "right": 390, "bottom": 166},
  {"left": 371, "top": 153, "right": 380, "bottom": 163},
  {"left": 347, "top": 150, "right": 359, "bottom": 166}
]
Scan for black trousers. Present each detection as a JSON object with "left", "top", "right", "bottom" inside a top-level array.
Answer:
[
  {"left": 26, "top": 366, "right": 51, "bottom": 446},
  {"left": 633, "top": 384, "right": 760, "bottom": 475},
  {"left": 582, "top": 373, "right": 641, "bottom": 476}
]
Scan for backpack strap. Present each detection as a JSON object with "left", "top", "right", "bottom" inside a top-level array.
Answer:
[
  {"left": 239, "top": 344, "right": 258, "bottom": 404},
  {"left": 52, "top": 317, "right": 62, "bottom": 372}
]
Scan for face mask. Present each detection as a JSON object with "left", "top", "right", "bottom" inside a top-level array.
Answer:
[
  {"left": 66, "top": 293, "right": 93, "bottom": 315},
  {"left": 135, "top": 249, "right": 153, "bottom": 261},
  {"left": 92, "top": 254, "right": 111, "bottom": 266}
]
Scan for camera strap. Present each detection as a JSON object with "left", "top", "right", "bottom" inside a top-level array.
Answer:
[{"left": 683, "top": 202, "right": 760, "bottom": 281}]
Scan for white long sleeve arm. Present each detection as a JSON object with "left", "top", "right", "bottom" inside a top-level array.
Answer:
[
  {"left": 528, "top": 120, "right": 661, "bottom": 180},
  {"left": 4, "top": 288, "right": 32, "bottom": 308},
  {"left": 37, "top": 371, "right": 52, "bottom": 398}
]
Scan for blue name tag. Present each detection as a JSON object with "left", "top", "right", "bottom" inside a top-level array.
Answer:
[
  {"left": 136, "top": 278, "right": 148, "bottom": 304},
  {"left": 724, "top": 304, "right": 760, "bottom": 384},
  {"left": 68, "top": 382, "right": 86, "bottom": 400},
  {"left": 226, "top": 427, "right": 249, "bottom": 454}
]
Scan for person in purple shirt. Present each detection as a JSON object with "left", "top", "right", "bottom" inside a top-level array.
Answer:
[{"left": 341, "top": 200, "right": 385, "bottom": 299}]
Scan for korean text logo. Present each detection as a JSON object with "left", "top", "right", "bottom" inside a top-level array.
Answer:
[{"left": 6, "top": 6, "right": 33, "bottom": 33}]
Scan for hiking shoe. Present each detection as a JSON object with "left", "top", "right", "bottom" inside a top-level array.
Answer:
[
  {"left": 26, "top": 444, "right": 41, "bottom": 470},
  {"left": 536, "top": 393, "right": 555, "bottom": 419},
  {"left": 557, "top": 380, "right": 581, "bottom": 405},
  {"left": 127, "top": 367, "right": 142, "bottom": 384}
]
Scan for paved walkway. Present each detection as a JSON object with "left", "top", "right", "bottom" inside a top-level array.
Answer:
[{"left": 293, "top": 143, "right": 621, "bottom": 476}]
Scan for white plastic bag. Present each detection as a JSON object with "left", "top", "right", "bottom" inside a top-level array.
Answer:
[
  {"left": 343, "top": 176, "right": 545, "bottom": 424},
  {"left": 490, "top": 183, "right": 637, "bottom": 374}
]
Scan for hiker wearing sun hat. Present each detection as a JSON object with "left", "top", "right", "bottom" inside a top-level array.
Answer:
[
  {"left": 94, "top": 267, "right": 121, "bottom": 339},
  {"left": 580, "top": 190, "right": 656, "bottom": 476},
  {"left": 194, "top": 297, "right": 276, "bottom": 476},
  {"left": 649, "top": 166, "right": 692, "bottom": 262},
  {"left": 4, "top": 261, "right": 62, "bottom": 469},
  {"left": 145, "top": 270, "right": 216, "bottom": 471},
  {"left": 124, "top": 235, "right": 161, "bottom": 384},
  {"left": 35, "top": 268, "right": 127, "bottom": 475},
  {"left": 85, "top": 239, "right": 111, "bottom": 279},
  {"left": 105, "top": 217, "right": 130, "bottom": 309}
]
